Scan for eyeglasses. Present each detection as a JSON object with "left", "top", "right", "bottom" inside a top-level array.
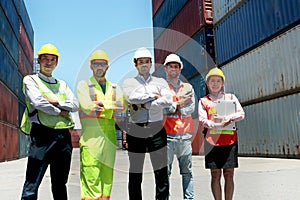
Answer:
[{"left": 92, "top": 62, "right": 108, "bottom": 67}]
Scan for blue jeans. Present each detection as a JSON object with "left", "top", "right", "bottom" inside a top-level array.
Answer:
[{"left": 167, "top": 134, "right": 194, "bottom": 200}]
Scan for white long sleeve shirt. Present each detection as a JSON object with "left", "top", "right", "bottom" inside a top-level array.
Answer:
[{"left": 122, "top": 75, "right": 173, "bottom": 123}]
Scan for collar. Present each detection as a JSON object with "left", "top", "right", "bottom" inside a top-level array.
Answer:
[
  {"left": 136, "top": 74, "right": 152, "bottom": 83},
  {"left": 207, "top": 92, "right": 225, "bottom": 101},
  {"left": 38, "top": 73, "right": 57, "bottom": 83}
]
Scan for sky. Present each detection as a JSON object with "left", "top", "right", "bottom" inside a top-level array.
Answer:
[{"left": 24, "top": 0, "right": 154, "bottom": 91}]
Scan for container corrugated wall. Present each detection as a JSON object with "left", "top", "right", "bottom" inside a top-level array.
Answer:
[
  {"left": 214, "top": 0, "right": 300, "bottom": 66},
  {"left": 0, "top": 81, "right": 19, "bottom": 161},
  {"left": 223, "top": 24, "right": 300, "bottom": 104},
  {"left": 152, "top": 0, "right": 165, "bottom": 17},
  {"left": 213, "top": 0, "right": 300, "bottom": 158},
  {"left": 153, "top": 0, "right": 189, "bottom": 41},
  {"left": 0, "top": 0, "right": 33, "bottom": 161},
  {"left": 153, "top": 0, "right": 212, "bottom": 66},
  {"left": 212, "top": 0, "right": 244, "bottom": 25},
  {"left": 238, "top": 92, "right": 300, "bottom": 158}
]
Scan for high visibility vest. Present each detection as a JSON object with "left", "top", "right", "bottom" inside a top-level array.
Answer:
[
  {"left": 200, "top": 93, "right": 237, "bottom": 146},
  {"left": 20, "top": 75, "right": 74, "bottom": 134},
  {"left": 78, "top": 77, "right": 124, "bottom": 120},
  {"left": 163, "top": 82, "right": 194, "bottom": 134}
]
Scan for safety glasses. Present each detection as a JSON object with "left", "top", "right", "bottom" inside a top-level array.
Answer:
[{"left": 92, "top": 62, "right": 108, "bottom": 67}]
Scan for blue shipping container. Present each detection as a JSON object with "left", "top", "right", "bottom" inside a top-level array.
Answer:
[
  {"left": 19, "top": 0, "right": 34, "bottom": 47},
  {"left": 179, "top": 27, "right": 215, "bottom": 80},
  {"left": 0, "top": 41, "right": 19, "bottom": 96},
  {"left": 215, "top": 0, "right": 300, "bottom": 65},
  {"left": 0, "top": 0, "right": 19, "bottom": 37},
  {"left": 0, "top": 7, "right": 19, "bottom": 64}
]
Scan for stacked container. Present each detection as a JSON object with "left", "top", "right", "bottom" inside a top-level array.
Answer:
[
  {"left": 0, "top": 0, "right": 34, "bottom": 161},
  {"left": 152, "top": 0, "right": 215, "bottom": 154},
  {"left": 213, "top": 0, "right": 300, "bottom": 158}
]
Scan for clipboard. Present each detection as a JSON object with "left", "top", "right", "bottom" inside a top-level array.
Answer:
[{"left": 215, "top": 100, "right": 236, "bottom": 130}]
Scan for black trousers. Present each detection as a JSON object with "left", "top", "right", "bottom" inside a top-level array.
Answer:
[
  {"left": 21, "top": 123, "right": 73, "bottom": 200},
  {"left": 127, "top": 121, "right": 169, "bottom": 200}
]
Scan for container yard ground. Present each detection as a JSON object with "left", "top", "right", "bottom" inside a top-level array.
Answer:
[{"left": 1, "top": 148, "right": 300, "bottom": 200}]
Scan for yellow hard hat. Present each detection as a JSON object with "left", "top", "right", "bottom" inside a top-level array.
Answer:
[
  {"left": 37, "top": 43, "right": 60, "bottom": 58},
  {"left": 206, "top": 67, "right": 225, "bottom": 81},
  {"left": 89, "top": 50, "right": 109, "bottom": 62},
  {"left": 164, "top": 54, "right": 183, "bottom": 68}
]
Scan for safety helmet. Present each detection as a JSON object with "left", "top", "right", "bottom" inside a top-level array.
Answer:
[
  {"left": 133, "top": 47, "right": 152, "bottom": 63},
  {"left": 206, "top": 67, "right": 225, "bottom": 81},
  {"left": 89, "top": 50, "right": 109, "bottom": 62},
  {"left": 37, "top": 43, "right": 60, "bottom": 58},
  {"left": 164, "top": 54, "right": 183, "bottom": 69}
]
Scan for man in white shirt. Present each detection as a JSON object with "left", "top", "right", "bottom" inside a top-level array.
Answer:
[{"left": 122, "top": 47, "right": 173, "bottom": 200}]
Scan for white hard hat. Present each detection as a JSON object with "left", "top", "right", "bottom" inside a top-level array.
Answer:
[
  {"left": 164, "top": 54, "right": 183, "bottom": 69},
  {"left": 133, "top": 47, "right": 152, "bottom": 62}
]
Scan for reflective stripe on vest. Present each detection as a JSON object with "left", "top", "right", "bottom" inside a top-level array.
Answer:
[
  {"left": 164, "top": 82, "right": 194, "bottom": 134},
  {"left": 79, "top": 78, "right": 122, "bottom": 119},
  {"left": 201, "top": 93, "right": 236, "bottom": 146}
]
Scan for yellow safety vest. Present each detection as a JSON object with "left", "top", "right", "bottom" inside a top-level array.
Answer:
[
  {"left": 20, "top": 75, "right": 74, "bottom": 134},
  {"left": 78, "top": 77, "right": 124, "bottom": 120}
]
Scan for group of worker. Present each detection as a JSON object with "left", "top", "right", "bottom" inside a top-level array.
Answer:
[{"left": 19, "top": 43, "right": 245, "bottom": 200}]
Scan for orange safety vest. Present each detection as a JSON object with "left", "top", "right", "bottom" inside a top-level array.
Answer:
[
  {"left": 200, "top": 93, "right": 237, "bottom": 146},
  {"left": 163, "top": 83, "right": 194, "bottom": 134}
]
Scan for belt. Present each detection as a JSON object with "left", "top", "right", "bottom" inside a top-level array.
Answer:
[{"left": 135, "top": 121, "right": 162, "bottom": 128}]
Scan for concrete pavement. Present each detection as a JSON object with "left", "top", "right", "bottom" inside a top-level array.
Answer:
[{"left": 1, "top": 148, "right": 300, "bottom": 200}]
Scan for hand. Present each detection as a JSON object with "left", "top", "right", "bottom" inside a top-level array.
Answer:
[
  {"left": 177, "top": 94, "right": 192, "bottom": 107},
  {"left": 213, "top": 114, "right": 224, "bottom": 123},
  {"left": 94, "top": 101, "right": 104, "bottom": 107},
  {"left": 222, "top": 117, "right": 232, "bottom": 127},
  {"left": 59, "top": 110, "right": 70, "bottom": 117},
  {"left": 44, "top": 96, "right": 58, "bottom": 106},
  {"left": 153, "top": 94, "right": 161, "bottom": 99}
]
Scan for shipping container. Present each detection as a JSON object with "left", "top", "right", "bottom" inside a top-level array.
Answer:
[
  {"left": 0, "top": 0, "right": 20, "bottom": 37},
  {"left": 153, "top": 0, "right": 189, "bottom": 41},
  {"left": 238, "top": 92, "right": 300, "bottom": 158},
  {"left": 188, "top": 74, "right": 207, "bottom": 101},
  {"left": 0, "top": 123, "right": 19, "bottom": 162},
  {"left": 212, "top": 0, "right": 244, "bottom": 25},
  {"left": 19, "top": 43, "right": 33, "bottom": 76},
  {"left": 18, "top": 130, "right": 29, "bottom": 158},
  {"left": 191, "top": 118, "right": 204, "bottom": 155},
  {"left": 154, "top": 0, "right": 213, "bottom": 65},
  {"left": 19, "top": 0, "right": 34, "bottom": 47},
  {"left": 18, "top": 101, "right": 28, "bottom": 158},
  {"left": 152, "top": 0, "right": 165, "bottom": 17},
  {"left": 0, "top": 8, "right": 19, "bottom": 64},
  {"left": 178, "top": 27, "right": 215, "bottom": 80},
  {"left": 222, "top": 25, "right": 300, "bottom": 104},
  {"left": 19, "top": 20, "right": 34, "bottom": 66},
  {"left": 214, "top": 0, "right": 300, "bottom": 65},
  {"left": 0, "top": 81, "right": 18, "bottom": 126},
  {"left": 13, "top": 0, "right": 20, "bottom": 13},
  {"left": 0, "top": 41, "right": 20, "bottom": 95},
  {"left": 69, "top": 129, "right": 81, "bottom": 148}
]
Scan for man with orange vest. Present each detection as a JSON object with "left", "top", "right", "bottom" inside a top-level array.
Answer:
[
  {"left": 163, "top": 54, "right": 195, "bottom": 200},
  {"left": 199, "top": 67, "right": 245, "bottom": 200},
  {"left": 77, "top": 50, "right": 125, "bottom": 200}
]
